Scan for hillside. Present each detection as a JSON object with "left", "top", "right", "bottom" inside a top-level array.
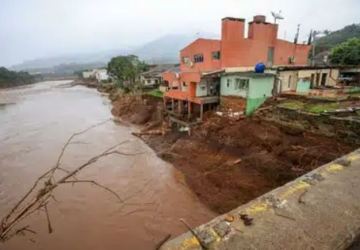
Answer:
[
  {"left": 0, "top": 67, "right": 36, "bottom": 88},
  {"left": 315, "top": 23, "right": 360, "bottom": 54},
  {"left": 10, "top": 33, "right": 218, "bottom": 74},
  {"left": 133, "top": 33, "right": 218, "bottom": 64}
]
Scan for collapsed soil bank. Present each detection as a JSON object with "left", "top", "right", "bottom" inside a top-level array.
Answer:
[{"left": 110, "top": 93, "right": 357, "bottom": 214}]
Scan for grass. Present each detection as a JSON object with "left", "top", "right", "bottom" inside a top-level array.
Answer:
[
  {"left": 146, "top": 89, "right": 163, "bottom": 98},
  {"left": 277, "top": 100, "right": 305, "bottom": 110},
  {"left": 278, "top": 100, "right": 341, "bottom": 114},
  {"left": 305, "top": 102, "right": 340, "bottom": 114}
]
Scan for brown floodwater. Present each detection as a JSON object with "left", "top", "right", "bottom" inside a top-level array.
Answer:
[{"left": 0, "top": 81, "right": 215, "bottom": 250}]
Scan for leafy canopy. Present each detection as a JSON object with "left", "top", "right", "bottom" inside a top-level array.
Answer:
[
  {"left": 330, "top": 38, "right": 360, "bottom": 65},
  {"left": 0, "top": 67, "right": 35, "bottom": 88},
  {"left": 107, "top": 55, "right": 148, "bottom": 88}
]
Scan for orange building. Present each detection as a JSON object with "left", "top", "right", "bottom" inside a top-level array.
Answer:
[{"left": 163, "top": 15, "right": 311, "bottom": 121}]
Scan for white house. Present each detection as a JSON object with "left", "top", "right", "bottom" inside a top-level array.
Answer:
[
  {"left": 82, "top": 70, "right": 95, "bottom": 79},
  {"left": 95, "top": 69, "right": 109, "bottom": 82}
]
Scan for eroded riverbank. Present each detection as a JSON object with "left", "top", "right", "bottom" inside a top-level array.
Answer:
[
  {"left": 0, "top": 81, "right": 215, "bottom": 250},
  {"left": 109, "top": 90, "right": 358, "bottom": 214}
]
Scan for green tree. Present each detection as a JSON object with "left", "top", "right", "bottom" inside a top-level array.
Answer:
[
  {"left": 330, "top": 38, "right": 360, "bottom": 65},
  {"left": 0, "top": 67, "right": 36, "bottom": 88},
  {"left": 107, "top": 55, "right": 149, "bottom": 88}
]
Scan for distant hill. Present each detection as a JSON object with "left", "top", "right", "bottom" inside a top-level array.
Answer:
[
  {"left": 315, "top": 23, "right": 360, "bottom": 54},
  {"left": 10, "top": 33, "right": 218, "bottom": 74},
  {"left": 132, "top": 33, "right": 218, "bottom": 64},
  {"left": 10, "top": 49, "right": 131, "bottom": 72}
]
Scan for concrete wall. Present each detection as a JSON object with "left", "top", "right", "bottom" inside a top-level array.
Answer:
[
  {"left": 196, "top": 81, "right": 208, "bottom": 97},
  {"left": 180, "top": 39, "right": 221, "bottom": 73},
  {"left": 296, "top": 79, "right": 311, "bottom": 93},
  {"left": 220, "top": 17, "right": 311, "bottom": 68},
  {"left": 162, "top": 149, "right": 360, "bottom": 250},
  {"left": 279, "top": 69, "right": 340, "bottom": 93},
  {"left": 220, "top": 75, "right": 248, "bottom": 97},
  {"left": 246, "top": 76, "right": 274, "bottom": 114},
  {"left": 220, "top": 75, "right": 274, "bottom": 115},
  {"left": 298, "top": 68, "right": 339, "bottom": 87},
  {"left": 278, "top": 71, "right": 298, "bottom": 92}
]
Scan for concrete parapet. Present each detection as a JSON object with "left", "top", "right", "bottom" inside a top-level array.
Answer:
[{"left": 162, "top": 148, "right": 360, "bottom": 250}]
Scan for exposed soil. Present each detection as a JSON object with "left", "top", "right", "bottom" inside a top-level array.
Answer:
[
  {"left": 111, "top": 94, "right": 162, "bottom": 124},
  {"left": 111, "top": 94, "right": 358, "bottom": 214}
]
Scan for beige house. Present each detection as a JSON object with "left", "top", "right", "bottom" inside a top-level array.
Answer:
[{"left": 268, "top": 66, "right": 341, "bottom": 93}]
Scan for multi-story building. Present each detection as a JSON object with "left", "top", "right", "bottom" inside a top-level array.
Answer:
[{"left": 163, "top": 15, "right": 312, "bottom": 121}]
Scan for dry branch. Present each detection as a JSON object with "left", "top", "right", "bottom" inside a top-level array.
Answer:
[{"left": 0, "top": 120, "right": 141, "bottom": 242}]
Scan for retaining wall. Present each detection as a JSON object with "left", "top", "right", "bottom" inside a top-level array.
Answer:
[{"left": 162, "top": 149, "right": 360, "bottom": 250}]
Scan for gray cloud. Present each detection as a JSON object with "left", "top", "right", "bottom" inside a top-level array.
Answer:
[{"left": 1, "top": 0, "right": 359, "bottom": 66}]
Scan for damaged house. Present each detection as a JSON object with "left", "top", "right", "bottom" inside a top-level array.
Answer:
[
  {"left": 163, "top": 15, "right": 311, "bottom": 123},
  {"left": 140, "top": 64, "right": 179, "bottom": 88}
]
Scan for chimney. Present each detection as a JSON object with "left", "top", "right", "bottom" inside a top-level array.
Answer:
[
  {"left": 253, "top": 15, "right": 266, "bottom": 23},
  {"left": 221, "top": 17, "right": 245, "bottom": 41}
]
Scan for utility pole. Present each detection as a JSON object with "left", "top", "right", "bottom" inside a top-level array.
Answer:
[{"left": 311, "top": 31, "right": 317, "bottom": 66}]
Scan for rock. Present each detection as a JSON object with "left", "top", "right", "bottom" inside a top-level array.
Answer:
[{"left": 213, "top": 221, "right": 231, "bottom": 237}]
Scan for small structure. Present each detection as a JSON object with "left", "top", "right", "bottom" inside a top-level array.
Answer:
[
  {"left": 271, "top": 66, "right": 340, "bottom": 94},
  {"left": 219, "top": 71, "right": 275, "bottom": 115},
  {"left": 82, "top": 68, "right": 109, "bottom": 83},
  {"left": 94, "top": 69, "right": 109, "bottom": 82},
  {"left": 82, "top": 70, "right": 95, "bottom": 79},
  {"left": 161, "top": 66, "right": 181, "bottom": 92},
  {"left": 140, "top": 64, "right": 178, "bottom": 88}
]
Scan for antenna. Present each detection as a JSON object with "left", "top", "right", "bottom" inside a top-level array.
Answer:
[
  {"left": 294, "top": 24, "right": 300, "bottom": 44},
  {"left": 271, "top": 10, "right": 284, "bottom": 24}
]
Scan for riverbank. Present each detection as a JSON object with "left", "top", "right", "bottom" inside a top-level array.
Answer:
[
  {"left": 0, "top": 81, "right": 216, "bottom": 250},
  {"left": 106, "top": 87, "right": 358, "bottom": 214}
]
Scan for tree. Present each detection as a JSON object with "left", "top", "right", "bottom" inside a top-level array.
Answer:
[
  {"left": 0, "top": 67, "right": 36, "bottom": 88},
  {"left": 314, "top": 24, "right": 360, "bottom": 55},
  {"left": 107, "top": 55, "right": 149, "bottom": 88},
  {"left": 330, "top": 38, "right": 360, "bottom": 65}
]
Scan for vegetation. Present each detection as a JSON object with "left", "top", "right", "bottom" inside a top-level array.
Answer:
[
  {"left": 278, "top": 100, "right": 341, "bottom": 114},
  {"left": 329, "top": 38, "right": 360, "bottom": 65},
  {"left": 315, "top": 24, "right": 360, "bottom": 55},
  {"left": 107, "top": 55, "right": 148, "bottom": 89},
  {"left": 0, "top": 67, "right": 36, "bottom": 88},
  {"left": 146, "top": 89, "right": 163, "bottom": 98}
]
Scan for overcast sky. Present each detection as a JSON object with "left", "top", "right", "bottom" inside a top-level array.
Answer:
[{"left": 1, "top": 0, "right": 359, "bottom": 67}]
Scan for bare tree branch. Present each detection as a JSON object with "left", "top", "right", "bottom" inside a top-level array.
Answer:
[
  {"left": 63, "top": 180, "right": 123, "bottom": 202},
  {"left": 0, "top": 120, "right": 144, "bottom": 242}
]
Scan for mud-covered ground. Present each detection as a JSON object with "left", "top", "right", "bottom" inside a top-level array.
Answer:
[{"left": 110, "top": 94, "right": 358, "bottom": 214}]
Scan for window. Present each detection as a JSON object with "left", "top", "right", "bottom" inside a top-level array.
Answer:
[
  {"left": 226, "top": 79, "right": 231, "bottom": 87},
  {"left": 212, "top": 51, "right": 221, "bottom": 60},
  {"left": 147, "top": 79, "right": 152, "bottom": 84},
  {"left": 183, "top": 82, "right": 188, "bottom": 87},
  {"left": 201, "top": 86, "right": 206, "bottom": 91},
  {"left": 235, "top": 79, "right": 249, "bottom": 90},
  {"left": 182, "top": 57, "right": 190, "bottom": 64},
  {"left": 193, "top": 54, "right": 204, "bottom": 63}
]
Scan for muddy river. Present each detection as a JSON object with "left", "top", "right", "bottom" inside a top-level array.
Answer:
[{"left": 0, "top": 81, "right": 215, "bottom": 250}]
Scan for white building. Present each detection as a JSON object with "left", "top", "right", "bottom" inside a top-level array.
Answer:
[
  {"left": 95, "top": 69, "right": 109, "bottom": 82},
  {"left": 82, "top": 70, "right": 95, "bottom": 79},
  {"left": 82, "top": 69, "right": 109, "bottom": 82}
]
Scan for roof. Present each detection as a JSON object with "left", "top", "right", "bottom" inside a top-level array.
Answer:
[
  {"left": 222, "top": 17, "right": 245, "bottom": 22},
  {"left": 180, "top": 38, "right": 221, "bottom": 52},
  {"left": 223, "top": 71, "right": 275, "bottom": 78},
  {"left": 203, "top": 69, "right": 275, "bottom": 78},
  {"left": 141, "top": 64, "right": 179, "bottom": 78},
  {"left": 274, "top": 65, "right": 360, "bottom": 71}
]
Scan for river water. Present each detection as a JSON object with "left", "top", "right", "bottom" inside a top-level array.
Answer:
[{"left": 0, "top": 81, "right": 215, "bottom": 250}]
